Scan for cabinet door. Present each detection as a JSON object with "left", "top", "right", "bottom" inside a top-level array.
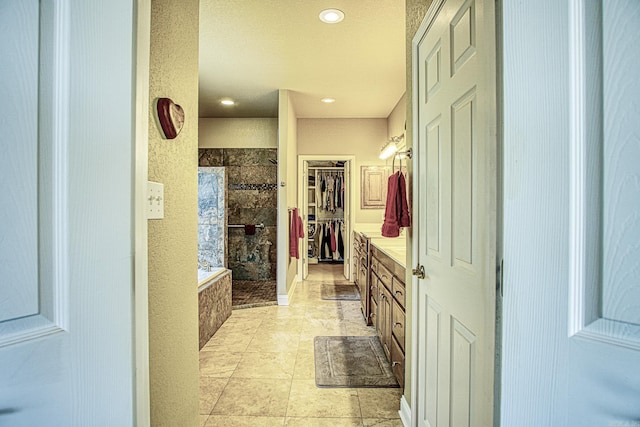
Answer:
[
  {"left": 361, "top": 166, "right": 391, "bottom": 209},
  {"left": 379, "top": 285, "right": 392, "bottom": 360}
]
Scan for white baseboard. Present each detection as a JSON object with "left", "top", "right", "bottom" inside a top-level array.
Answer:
[
  {"left": 278, "top": 274, "right": 298, "bottom": 306},
  {"left": 399, "top": 395, "right": 411, "bottom": 427}
]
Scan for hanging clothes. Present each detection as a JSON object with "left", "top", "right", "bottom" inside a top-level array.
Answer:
[
  {"left": 320, "top": 223, "right": 331, "bottom": 260},
  {"left": 330, "top": 221, "right": 337, "bottom": 253},
  {"left": 337, "top": 222, "right": 344, "bottom": 259},
  {"left": 326, "top": 175, "right": 335, "bottom": 212}
]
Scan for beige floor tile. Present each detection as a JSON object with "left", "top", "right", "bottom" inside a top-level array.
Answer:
[
  {"left": 201, "top": 332, "right": 253, "bottom": 353},
  {"left": 245, "top": 332, "right": 300, "bottom": 353},
  {"left": 204, "top": 415, "right": 285, "bottom": 426},
  {"left": 259, "top": 318, "right": 305, "bottom": 334},
  {"left": 232, "top": 352, "right": 297, "bottom": 379},
  {"left": 284, "top": 417, "right": 363, "bottom": 426},
  {"left": 199, "top": 377, "right": 229, "bottom": 415},
  {"left": 212, "top": 378, "right": 291, "bottom": 417},
  {"left": 286, "top": 379, "right": 361, "bottom": 418},
  {"left": 199, "top": 415, "right": 209, "bottom": 427},
  {"left": 200, "top": 351, "right": 243, "bottom": 377},
  {"left": 357, "top": 388, "right": 402, "bottom": 419},
  {"left": 292, "top": 350, "right": 316, "bottom": 380},
  {"left": 362, "top": 419, "right": 404, "bottom": 426}
]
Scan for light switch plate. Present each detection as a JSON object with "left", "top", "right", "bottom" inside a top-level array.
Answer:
[{"left": 147, "top": 181, "right": 164, "bottom": 219}]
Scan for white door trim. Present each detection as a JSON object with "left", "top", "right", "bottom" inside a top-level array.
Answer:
[
  {"left": 134, "top": 1, "right": 151, "bottom": 425},
  {"left": 409, "top": 5, "right": 443, "bottom": 425},
  {"left": 297, "top": 155, "right": 356, "bottom": 281}
]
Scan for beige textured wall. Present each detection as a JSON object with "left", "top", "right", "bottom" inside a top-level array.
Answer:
[
  {"left": 148, "top": 0, "right": 200, "bottom": 425},
  {"left": 387, "top": 93, "right": 407, "bottom": 141},
  {"left": 297, "top": 118, "right": 388, "bottom": 224},
  {"left": 277, "top": 90, "right": 299, "bottom": 296},
  {"left": 199, "top": 118, "right": 278, "bottom": 148},
  {"left": 404, "top": 0, "right": 434, "bottom": 406}
]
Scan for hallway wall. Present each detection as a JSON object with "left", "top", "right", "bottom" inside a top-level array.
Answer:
[
  {"left": 147, "top": 0, "right": 200, "bottom": 425},
  {"left": 297, "top": 118, "right": 389, "bottom": 224}
]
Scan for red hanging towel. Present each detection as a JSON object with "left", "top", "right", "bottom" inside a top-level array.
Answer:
[
  {"left": 382, "top": 172, "right": 411, "bottom": 237},
  {"left": 397, "top": 172, "right": 411, "bottom": 228},
  {"left": 289, "top": 208, "right": 305, "bottom": 258}
]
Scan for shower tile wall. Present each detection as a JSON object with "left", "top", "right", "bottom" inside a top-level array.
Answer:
[
  {"left": 199, "top": 148, "right": 277, "bottom": 282},
  {"left": 198, "top": 167, "right": 226, "bottom": 268}
]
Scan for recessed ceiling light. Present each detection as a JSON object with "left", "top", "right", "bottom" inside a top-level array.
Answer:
[
  {"left": 321, "top": 98, "right": 336, "bottom": 103},
  {"left": 220, "top": 98, "right": 235, "bottom": 106},
  {"left": 319, "top": 9, "right": 344, "bottom": 24}
]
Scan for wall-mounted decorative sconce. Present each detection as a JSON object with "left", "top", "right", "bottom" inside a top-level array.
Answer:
[{"left": 156, "top": 98, "right": 185, "bottom": 139}]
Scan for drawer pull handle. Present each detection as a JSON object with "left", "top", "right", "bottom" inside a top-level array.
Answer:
[
  {"left": 393, "top": 322, "right": 402, "bottom": 328},
  {"left": 395, "top": 290, "right": 403, "bottom": 296},
  {"left": 392, "top": 361, "right": 401, "bottom": 367}
]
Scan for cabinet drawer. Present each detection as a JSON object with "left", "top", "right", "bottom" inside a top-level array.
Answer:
[
  {"left": 376, "top": 262, "right": 393, "bottom": 291},
  {"left": 392, "top": 299, "right": 405, "bottom": 351},
  {"left": 390, "top": 335, "right": 405, "bottom": 389},
  {"left": 370, "top": 257, "right": 379, "bottom": 276},
  {"left": 392, "top": 277, "right": 405, "bottom": 309}
]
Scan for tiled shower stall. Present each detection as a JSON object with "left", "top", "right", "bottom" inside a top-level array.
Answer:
[{"left": 199, "top": 148, "right": 278, "bottom": 306}]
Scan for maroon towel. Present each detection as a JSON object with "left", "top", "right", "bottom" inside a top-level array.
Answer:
[
  {"left": 381, "top": 172, "right": 411, "bottom": 237},
  {"left": 244, "top": 224, "right": 256, "bottom": 235},
  {"left": 289, "top": 208, "right": 304, "bottom": 258}
]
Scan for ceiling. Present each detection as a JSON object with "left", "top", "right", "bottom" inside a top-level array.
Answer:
[{"left": 198, "top": 0, "right": 406, "bottom": 119}]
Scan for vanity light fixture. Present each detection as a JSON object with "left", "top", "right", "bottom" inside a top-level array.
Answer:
[
  {"left": 220, "top": 98, "right": 235, "bottom": 106},
  {"left": 319, "top": 9, "right": 345, "bottom": 24},
  {"left": 321, "top": 97, "right": 336, "bottom": 103},
  {"left": 379, "top": 135, "right": 404, "bottom": 160}
]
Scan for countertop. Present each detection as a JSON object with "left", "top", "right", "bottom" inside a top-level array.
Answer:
[{"left": 353, "top": 223, "right": 407, "bottom": 268}]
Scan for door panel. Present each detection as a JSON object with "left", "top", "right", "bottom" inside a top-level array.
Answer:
[
  {"left": 0, "top": 1, "right": 136, "bottom": 425},
  {"left": 412, "top": 0, "right": 497, "bottom": 425},
  {"left": 501, "top": 0, "right": 640, "bottom": 425},
  {"left": 0, "top": 0, "right": 40, "bottom": 324}
]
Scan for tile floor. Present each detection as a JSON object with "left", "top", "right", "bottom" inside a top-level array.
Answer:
[
  {"left": 232, "top": 280, "right": 278, "bottom": 308},
  {"left": 200, "top": 263, "right": 404, "bottom": 427}
]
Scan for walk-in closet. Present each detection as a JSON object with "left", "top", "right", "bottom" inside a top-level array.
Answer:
[{"left": 299, "top": 157, "right": 353, "bottom": 281}]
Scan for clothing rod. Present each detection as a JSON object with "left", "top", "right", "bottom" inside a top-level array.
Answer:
[
  {"left": 313, "top": 218, "right": 344, "bottom": 221},
  {"left": 228, "top": 223, "right": 265, "bottom": 229},
  {"left": 308, "top": 167, "right": 344, "bottom": 170}
]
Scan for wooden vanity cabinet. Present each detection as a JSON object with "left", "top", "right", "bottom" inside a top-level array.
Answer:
[
  {"left": 353, "top": 231, "right": 370, "bottom": 324},
  {"left": 370, "top": 245, "right": 406, "bottom": 388}
]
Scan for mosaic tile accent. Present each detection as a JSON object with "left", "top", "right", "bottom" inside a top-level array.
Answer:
[
  {"left": 228, "top": 183, "right": 278, "bottom": 191},
  {"left": 199, "top": 270, "right": 232, "bottom": 349},
  {"left": 198, "top": 167, "right": 226, "bottom": 268}
]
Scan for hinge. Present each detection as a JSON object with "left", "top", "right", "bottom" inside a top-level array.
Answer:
[{"left": 497, "top": 258, "right": 504, "bottom": 298}]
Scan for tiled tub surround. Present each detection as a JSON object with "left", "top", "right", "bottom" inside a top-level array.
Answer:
[
  {"left": 198, "top": 269, "right": 232, "bottom": 350},
  {"left": 199, "top": 148, "right": 278, "bottom": 307},
  {"left": 198, "top": 167, "right": 226, "bottom": 269}
]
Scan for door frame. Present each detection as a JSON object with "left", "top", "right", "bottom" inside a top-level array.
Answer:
[
  {"left": 134, "top": 1, "right": 151, "bottom": 425},
  {"left": 297, "top": 155, "right": 356, "bottom": 281}
]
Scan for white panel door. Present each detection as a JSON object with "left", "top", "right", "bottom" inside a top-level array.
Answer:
[
  {"left": 0, "top": 1, "right": 137, "bottom": 425},
  {"left": 412, "top": 0, "right": 497, "bottom": 425},
  {"left": 502, "top": 0, "right": 640, "bottom": 425}
]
